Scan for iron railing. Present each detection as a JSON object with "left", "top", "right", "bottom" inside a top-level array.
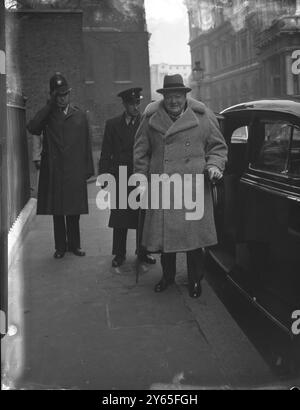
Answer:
[
  {"left": 1, "top": 0, "right": 7, "bottom": 337},
  {"left": 6, "top": 93, "right": 30, "bottom": 229}
]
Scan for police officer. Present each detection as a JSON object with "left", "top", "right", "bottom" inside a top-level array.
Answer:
[
  {"left": 98, "top": 88, "right": 156, "bottom": 267},
  {"left": 27, "top": 73, "right": 94, "bottom": 258}
]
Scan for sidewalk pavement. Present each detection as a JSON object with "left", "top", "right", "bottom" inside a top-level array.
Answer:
[{"left": 3, "top": 183, "right": 276, "bottom": 390}]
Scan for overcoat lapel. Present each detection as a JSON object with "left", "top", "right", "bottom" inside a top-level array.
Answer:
[
  {"left": 65, "top": 105, "right": 76, "bottom": 120},
  {"left": 166, "top": 107, "right": 200, "bottom": 137},
  {"left": 149, "top": 107, "right": 172, "bottom": 135}
]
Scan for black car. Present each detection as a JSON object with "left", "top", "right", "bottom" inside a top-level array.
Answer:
[{"left": 209, "top": 99, "right": 300, "bottom": 345}]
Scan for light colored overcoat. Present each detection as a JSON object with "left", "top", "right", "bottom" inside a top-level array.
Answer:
[{"left": 134, "top": 97, "right": 228, "bottom": 253}]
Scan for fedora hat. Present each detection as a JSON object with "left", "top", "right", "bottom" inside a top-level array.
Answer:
[{"left": 156, "top": 74, "right": 191, "bottom": 94}]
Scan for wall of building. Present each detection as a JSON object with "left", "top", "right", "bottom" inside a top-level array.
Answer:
[
  {"left": 256, "top": 15, "right": 300, "bottom": 99},
  {"left": 83, "top": 30, "right": 151, "bottom": 140},
  {"left": 186, "top": 0, "right": 300, "bottom": 112},
  {"left": 6, "top": 9, "right": 84, "bottom": 190},
  {"left": 82, "top": 0, "right": 146, "bottom": 32},
  {"left": 82, "top": 0, "right": 151, "bottom": 141},
  {"left": 6, "top": 10, "right": 85, "bottom": 120}
]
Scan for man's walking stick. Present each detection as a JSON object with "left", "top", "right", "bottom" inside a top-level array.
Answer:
[{"left": 135, "top": 208, "right": 145, "bottom": 284}]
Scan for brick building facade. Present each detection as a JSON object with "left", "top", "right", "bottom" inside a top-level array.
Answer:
[
  {"left": 5, "top": 9, "right": 85, "bottom": 186},
  {"left": 6, "top": 9, "right": 85, "bottom": 122},
  {"left": 185, "top": 0, "right": 300, "bottom": 112},
  {"left": 82, "top": 0, "right": 151, "bottom": 138}
]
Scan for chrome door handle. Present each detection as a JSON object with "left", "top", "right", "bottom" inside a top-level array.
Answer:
[{"left": 287, "top": 196, "right": 300, "bottom": 202}]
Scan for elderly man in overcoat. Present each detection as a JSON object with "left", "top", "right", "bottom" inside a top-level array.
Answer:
[
  {"left": 98, "top": 88, "right": 156, "bottom": 267},
  {"left": 134, "top": 74, "right": 228, "bottom": 298},
  {"left": 27, "top": 73, "right": 94, "bottom": 258}
]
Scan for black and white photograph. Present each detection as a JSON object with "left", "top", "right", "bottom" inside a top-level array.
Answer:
[{"left": 1, "top": 0, "right": 300, "bottom": 393}]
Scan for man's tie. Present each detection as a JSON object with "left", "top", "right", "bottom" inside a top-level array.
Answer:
[{"left": 128, "top": 117, "right": 135, "bottom": 127}]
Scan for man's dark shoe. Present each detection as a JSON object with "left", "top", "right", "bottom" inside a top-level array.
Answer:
[
  {"left": 154, "top": 277, "right": 174, "bottom": 293},
  {"left": 188, "top": 281, "right": 202, "bottom": 298},
  {"left": 112, "top": 255, "right": 125, "bottom": 267},
  {"left": 71, "top": 248, "right": 86, "bottom": 257},
  {"left": 138, "top": 254, "right": 156, "bottom": 264},
  {"left": 54, "top": 250, "right": 65, "bottom": 259}
]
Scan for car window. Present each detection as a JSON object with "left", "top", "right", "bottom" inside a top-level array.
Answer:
[
  {"left": 231, "top": 126, "right": 248, "bottom": 144},
  {"left": 289, "top": 126, "right": 300, "bottom": 177},
  {"left": 250, "top": 119, "right": 296, "bottom": 175}
]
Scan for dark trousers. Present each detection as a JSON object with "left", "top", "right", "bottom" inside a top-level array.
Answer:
[
  {"left": 112, "top": 227, "right": 147, "bottom": 258},
  {"left": 161, "top": 248, "right": 204, "bottom": 284},
  {"left": 53, "top": 215, "right": 81, "bottom": 252}
]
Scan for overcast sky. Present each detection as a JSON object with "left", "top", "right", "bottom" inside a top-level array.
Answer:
[{"left": 144, "top": 0, "right": 191, "bottom": 66}]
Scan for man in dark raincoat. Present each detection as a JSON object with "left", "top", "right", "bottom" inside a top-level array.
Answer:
[
  {"left": 98, "top": 88, "right": 156, "bottom": 267},
  {"left": 27, "top": 73, "right": 94, "bottom": 259}
]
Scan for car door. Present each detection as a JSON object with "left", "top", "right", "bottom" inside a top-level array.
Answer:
[
  {"left": 213, "top": 110, "right": 253, "bottom": 255},
  {"left": 238, "top": 113, "right": 300, "bottom": 331},
  {"left": 212, "top": 110, "right": 300, "bottom": 334}
]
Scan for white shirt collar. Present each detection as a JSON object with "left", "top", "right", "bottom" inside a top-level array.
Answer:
[
  {"left": 125, "top": 112, "right": 138, "bottom": 125},
  {"left": 63, "top": 105, "right": 69, "bottom": 115}
]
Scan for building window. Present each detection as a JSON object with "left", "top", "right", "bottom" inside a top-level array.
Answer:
[
  {"left": 221, "top": 84, "right": 228, "bottom": 109},
  {"left": 212, "top": 87, "right": 220, "bottom": 112},
  {"left": 273, "top": 77, "right": 281, "bottom": 96},
  {"left": 270, "top": 55, "right": 281, "bottom": 96},
  {"left": 222, "top": 43, "right": 227, "bottom": 67},
  {"left": 241, "top": 34, "right": 248, "bottom": 61},
  {"left": 114, "top": 49, "right": 131, "bottom": 81},
  {"left": 215, "top": 46, "right": 220, "bottom": 70},
  {"left": 293, "top": 74, "right": 300, "bottom": 96},
  {"left": 231, "top": 39, "right": 236, "bottom": 64},
  {"left": 231, "top": 82, "right": 238, "bottom": 105},
  {"left": 240, "top": 81, "right": 249, "bottom": 103},
  {"left": 212, "top": 45, "right": 218, "bottom": 71},
  {"left": 251, "top": 75, "right": 258, "bottom": 100}
]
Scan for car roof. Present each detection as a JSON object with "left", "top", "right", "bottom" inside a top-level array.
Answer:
[{"left": 220, "top": 99, "right": 300, "bottom": 118}]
